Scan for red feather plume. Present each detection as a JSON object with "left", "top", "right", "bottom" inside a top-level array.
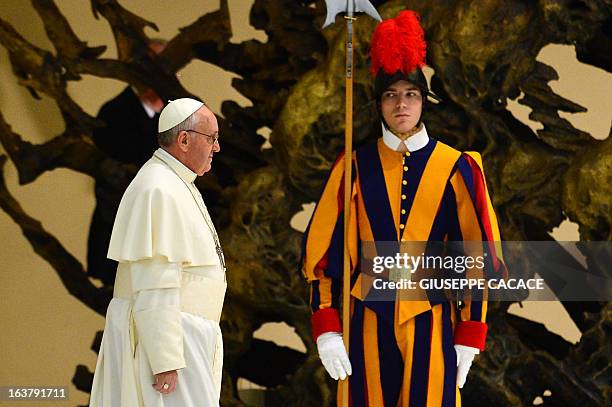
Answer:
[{"left": 369, "top": 10, "right": 427, "bottom": 77}]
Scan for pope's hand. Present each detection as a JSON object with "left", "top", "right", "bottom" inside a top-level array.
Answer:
[
  {"left": 317, "top": 332, "right": 352, "bottom": 380},
  {"left": 153, "top": 370, "right": 178, "bottom": 394},
  {"left": 455, "top": 344, "right": 479, "bottom": 388}
]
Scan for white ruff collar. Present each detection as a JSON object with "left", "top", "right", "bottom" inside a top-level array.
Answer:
[{"left": 381, "top": 123, "right": 429, "bottom": 152}]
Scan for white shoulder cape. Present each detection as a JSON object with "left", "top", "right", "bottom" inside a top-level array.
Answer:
[{"left": 107, "top": 157, "right": 220, "bottom": 266}]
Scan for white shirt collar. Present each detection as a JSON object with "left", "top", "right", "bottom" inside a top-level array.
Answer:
[
  {"left": 130, "top": 86, "right": 157, "bottom": 118},
  {"left": 154, "top": 148, "right": 197, "bottom": 183},
  {"left": 381, "top": 122, "right": 430, "bottom": 152},
  {"left": 141, "top": 101, "right": 156, "bottom": 118}
]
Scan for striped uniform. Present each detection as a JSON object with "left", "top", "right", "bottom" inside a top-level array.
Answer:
[{"left": 301, "top": 135, "right": 505, "bottom": 407}]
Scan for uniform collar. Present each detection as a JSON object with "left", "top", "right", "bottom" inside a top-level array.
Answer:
[
  {"left": 381, "top": 122, "right": 430, "bottom": 152},
  {"left": 154, "top": 148, "right": 197, "bottom": 183}
]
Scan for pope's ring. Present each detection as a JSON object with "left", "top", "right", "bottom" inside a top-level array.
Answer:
[{"left": 163, "top": 383, "right": 169, "bottom": 390}]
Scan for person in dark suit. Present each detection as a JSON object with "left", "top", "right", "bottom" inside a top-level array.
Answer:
[{"left": 87, "top": 39, "right": 166, "bottom": 285}]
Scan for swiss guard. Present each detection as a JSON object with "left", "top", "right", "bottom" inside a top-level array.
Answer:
[{"left": 301, "top": 10, "right": 507, "bottom": 407}]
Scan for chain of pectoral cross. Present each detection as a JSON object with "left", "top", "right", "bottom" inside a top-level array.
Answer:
[
  {"left": 154, "top": 155, "right": 226, "bottom": 272},
  {"left": 192, "top": 189, "right": 226, "bottom": 271}
]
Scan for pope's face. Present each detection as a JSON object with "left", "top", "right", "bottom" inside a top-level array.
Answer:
[
  {"left": 185, "top": 108, "right": 220, "bottom": 176},
  {"left": 380, "top": 80, "right": 423, "bottom": 134}
]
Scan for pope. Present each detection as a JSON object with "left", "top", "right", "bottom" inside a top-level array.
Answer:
[{"left": 90, "top": 98, "right": 227, "bottom": 407}]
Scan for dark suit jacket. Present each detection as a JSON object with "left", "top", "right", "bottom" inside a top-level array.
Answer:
[{"left": 93, "top": 87, "right": 159, "bottom": 166}]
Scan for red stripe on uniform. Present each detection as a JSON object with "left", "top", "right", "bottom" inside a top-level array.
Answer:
[{"left": 466, "top": 157, "right": 500, "bottom": 272}]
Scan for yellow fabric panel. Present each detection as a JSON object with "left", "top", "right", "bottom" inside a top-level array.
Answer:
[
  {"left": 460, "top": 295, "right": 487, "bottom": 324},
  {"left": 355, "top": 179, "right": 375, "bottom": 241},
  {"left": 395, "top": 300, "right": 416, "bottom": 407},
  {"left": 427, "top": 305, "right": 446, "bottom": 407},
  {"left": 350, "top": 159, "right": 376, "bottom": 301},
  {"left": 395, "top": 305, "right": 460, "bottom": 406},
  {"left": 348, "top": 181, "right": 360, "bottom": 272},
  {"left": 450, "top": 171, "right": 488, "bottom": 323},
  {"left": 350, "top": 177, "right": 374, "bottom": 300},
  {"left": 317, "top": 270, "right": 333, "bottom": 309},
  {"left": 303, "top": 153, "right": 360, "bottom": 284},
  {"left": 461, "top": 299, "right": 472, "bottom": 323},
  {"left": 456, "top": 387, "right": 462, "bottom": 407},
  {"left": 377, "top": 139, "right": 404, "bottom": 239},
  {"left": 303, "top": 155, "right": 345, "bottom": 281},
  {"left": 480, "top": 296, "right": 488, "bottom": 322},
  {"left": 363, "top": 307, "right": 384, "bottom": 406},
  {"left": 449, "top": 172, "right": 481, "bottom": 241},
  {"left": 402, "top": 142, "right": 461, "bottom": 241},
  {"left": 398, "top": 142, "right": 460, "bottom": 324}
]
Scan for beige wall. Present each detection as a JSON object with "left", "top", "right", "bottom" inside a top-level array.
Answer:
[
  {"left": 0, "top": 1, "right": 609, "bottom": 405},
  {"left": 0, "top": 1, "right": 264, "bottom": 405}
]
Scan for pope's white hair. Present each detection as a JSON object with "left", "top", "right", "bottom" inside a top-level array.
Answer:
[{"left": 157, "top": 112, "right": 200, "bottom": 147}]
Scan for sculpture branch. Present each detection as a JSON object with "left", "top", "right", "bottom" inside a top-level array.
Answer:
[
  {"left": 90, "top": 0, "right": 158, "bottom": 61},
  {"left": 0, "top": 155, "right": 110, "bottom": 315},
  {"left": 163, "top": 0, "right": 232, "bottom": 72},
  {"left": 31, "top": 0, "right": 106, "bottom": 60},
  {"left": 0, "top": 16, "right": 99, "bottom": 128},
  {"left": 0, "top": 110, "right": 135, "bottom": 188}
]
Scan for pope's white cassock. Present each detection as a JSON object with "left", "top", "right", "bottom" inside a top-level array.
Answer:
[{"left": 89, "top": 146, "right": 226, "bottom": 407}]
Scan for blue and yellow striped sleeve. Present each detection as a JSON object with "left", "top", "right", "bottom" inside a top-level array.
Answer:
[{"left": 300, "top": 153, "right": 358, "bottom": 340}]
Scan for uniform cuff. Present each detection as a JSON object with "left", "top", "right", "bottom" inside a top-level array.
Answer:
[
  {"left": 311, "top": 308, "right": 342, "bottom": 341},
  {"left": 454, "top": 320, "right": 488, "bottom": 351}
]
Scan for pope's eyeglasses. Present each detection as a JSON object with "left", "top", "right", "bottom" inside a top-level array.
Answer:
[{"left": 185, "top": 129, "right": 219, "bottom": 145}]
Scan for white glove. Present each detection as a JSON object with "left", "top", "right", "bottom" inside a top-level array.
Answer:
[
  {"left": 316, "top": 332, "right": 352, "bottom": 380},
  {"left": 455, "top": 344, "right": 479, "bottom": 388}
]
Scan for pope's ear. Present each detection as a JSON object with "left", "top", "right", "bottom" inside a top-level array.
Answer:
[{"left": 176, "top": 130, "right": 189, "bottom": 152}]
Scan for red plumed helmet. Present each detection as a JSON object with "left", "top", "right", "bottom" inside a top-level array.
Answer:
[{"left": 369, "top": 10, "right": 427, "bottom": 77}]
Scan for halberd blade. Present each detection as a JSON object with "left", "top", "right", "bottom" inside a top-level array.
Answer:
[{"left": 323, "top": 0, "right": 382, "bottom": 28}]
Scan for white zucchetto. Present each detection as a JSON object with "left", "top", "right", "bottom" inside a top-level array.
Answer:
[{"left": 158, "top": 98, "right": 204, "bottom": 132}]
